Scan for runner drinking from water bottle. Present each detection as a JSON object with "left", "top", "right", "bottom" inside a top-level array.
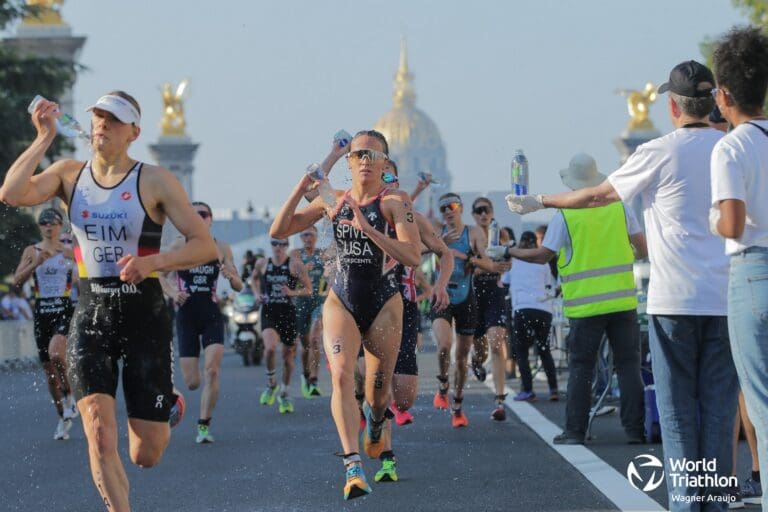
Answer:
[
  {"left": 0, "top": 92, "right": 217, "bottom": 512},
  {"left": 270, "top": 130, "right": 420, "bottom": 499}
]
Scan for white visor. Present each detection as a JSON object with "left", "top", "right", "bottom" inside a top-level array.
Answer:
[{"left": 85, "top": 94, "right": 141, "bottom": 126}]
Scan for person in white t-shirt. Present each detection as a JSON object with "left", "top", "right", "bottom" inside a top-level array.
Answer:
[
  {"left": 508, "top": 60, "right": 738, "bottom": 510},
  {"left": 507, "top": 231, "right": 559, "bottom": 402},
  {"left": 711, "top": 26, "right": 768, "bottom": 510}
]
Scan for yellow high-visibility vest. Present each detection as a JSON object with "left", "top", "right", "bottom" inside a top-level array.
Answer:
[{"left": 558, "top": 202, "right": 637, "bottom": 318}]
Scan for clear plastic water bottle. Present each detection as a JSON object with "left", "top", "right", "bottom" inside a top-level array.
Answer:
[
  {"left": 511, "top": 149, "right": 528, "bottom": 196},
  {"left": 487, "top": 219, "right": 500, "bottom": 248},
  {"left": 27, "top": 95, "right": 90, "bottom": 141},
  {"left": 417, "top": 171, "right": 441, "bottom": 185},
  {"left": 306, "top": 163, "right": 337, "bottom": 210},
  {"left": 333, "top": 129, "right": 352, "bottom": 149}
]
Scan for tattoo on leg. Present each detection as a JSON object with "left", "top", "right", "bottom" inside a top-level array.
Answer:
[{"left": 332, "top": 337, "right": 342, "bottom": 355}]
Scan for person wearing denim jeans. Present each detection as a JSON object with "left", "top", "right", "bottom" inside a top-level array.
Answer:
[
  {"left": 509, "top": 59, "right": 737, "bottom": 509},
  {"left": 711, "top": 27, "right": 768, "bottom": 512}
]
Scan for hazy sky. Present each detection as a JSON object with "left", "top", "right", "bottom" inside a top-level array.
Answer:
[{"left": 7, "top": 1, "right": 747, "bottom": 213}]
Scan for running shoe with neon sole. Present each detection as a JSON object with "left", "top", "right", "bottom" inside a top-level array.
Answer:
[
  {"left": 169, "top": 392, "right": 185, "bottom": 428},
  {"left": 374, "top": 458, "right": 398, "bottom": 482},
  {"left": 309, "top": 384, "right": 322, "bottom": 397},
  {"left": 196, "top": 424, "right": 214, "bottom": 444},
  {"left": 451, "top": 408, "right": 469, "bottom": 428},
  {"left": 300, "top": 376, "right": 312, "bottom": 399},
  {"left": 393, "top": 407, "right": 414, "bottom": 426},
  {"left": 362, "top": 403, "right": 390, "bottom": 459},
  {"left": 277, "top": 395, "right": 295, "bottom": 414},
  {"left": 491, "top": 403, "right": 506, "bottom": 421},
  {"left": 260, "top": 385, "right": 278, "bottom": 406},
  {"left": 344, "top": 464, "right": 372, "bottom": 500},
  {"left": 433, "top": 390, "right": 449, "bottom": 410}
]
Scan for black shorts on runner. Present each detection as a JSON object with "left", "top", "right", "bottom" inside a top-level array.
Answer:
[
  {"left": 66, "top": 278, "right": 173, "bottom": 422},
  {"left": 474, "top": 276, "right": 508, "bottom": 338},
  {"left": 176, "top": 299, "right": 225, "bottom": 358},
  {"left": 431, "top": 288, "right": 476, "bottom": 336},
  {"left": 395, "top": 299, "right": 419, "bottom": 376},
  {"left": 33, "top": 297, "right": 73, "bottom": 363},
  {"left": 261, "top": 304, "right": 297, "bottom": 346}
]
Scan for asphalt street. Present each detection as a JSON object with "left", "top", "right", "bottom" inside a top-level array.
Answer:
[{"left": 0, "top": 336, "right": 759, "bottom": 511}]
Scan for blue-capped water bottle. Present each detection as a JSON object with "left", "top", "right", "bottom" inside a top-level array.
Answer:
[
  {"left": 333, "top": 129, "right": 352, "bottom": 149},
  {"left": 27, "top": 95, "right": 90, "bottom": 141},
  {"left": 511, "top": 149, "right": 528, "bottom": 196},
  {"left": 306, "top": 163, "right": 337, "bottom": 210}
]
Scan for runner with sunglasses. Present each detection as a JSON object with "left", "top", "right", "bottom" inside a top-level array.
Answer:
[
  {"left": 252, "top": 237, "right": 312, "bottom": 414},
  {"left": 160, "top": 201, "right": 243, "bottom": 443},
  {"left": 469, "top": 197, "right": 512, "bottom": 421},
  {"left": 290, "top": 225, "right": 326, "bottom": 398},
  {"left": 0, "top": 92, "right": 217, "bottom": 511},
  {"left": 271, "top": 130, "right": 420, "bottom": 499},
  {"left": 432, "top": 193, "right": 497, "bottom": 427},
  {"left": 13, "top": 207, "right": 78, "bottom": 440}
]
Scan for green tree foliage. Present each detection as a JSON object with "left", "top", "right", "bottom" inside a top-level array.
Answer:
[{"left": 0, "top": 0, "right": 78, "bottom": 278}]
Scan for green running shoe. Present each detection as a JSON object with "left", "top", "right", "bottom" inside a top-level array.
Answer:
[
  {"left": 301, "top": 376, "right": 312, "bottom": 399},
  {"left": 260, "top": 385, "right": 277, "bottom": 406},
  {"left": 277, "top": 394, "right": 294, "bottom": 413},
  {"left": 196, "top": 425, "right": 214, "bottom": 444},
  {"left": 374, "top": 458, "right": 398, "bottom": 482},
  {"left": 309, "top": 384, "right": 322, "bottom": 397}
]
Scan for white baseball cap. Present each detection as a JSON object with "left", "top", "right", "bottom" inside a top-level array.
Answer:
[{"left": 85, "top": 94, "right": 141, "bottom": 126}]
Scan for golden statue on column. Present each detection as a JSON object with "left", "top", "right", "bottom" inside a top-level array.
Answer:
[
  {"left": 618, "top": 82, "right": 658, "bottom": 132},
  {"left": 161, "top": 80, "right": 189, "bottom": 137},
  {"left": 22, "top": 0, "right": 65, "bottom": 26}
]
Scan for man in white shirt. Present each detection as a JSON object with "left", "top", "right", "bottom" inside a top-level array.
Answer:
[
  {"left": 711, "top": 27, "right": 768, "bottom": 511},
  {"left": 506, "top": 153, "right": 647, "bottom": 447},
  {"left": 509, "top": 60, "right": 737, "bottom": 510}
]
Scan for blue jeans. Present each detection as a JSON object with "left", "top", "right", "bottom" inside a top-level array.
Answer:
[
  {"left": 728, "top": 247, "right": 768, "bottom": 511},
  {"left": 649, "top": 315, "right": 738, "bottom": 511}
]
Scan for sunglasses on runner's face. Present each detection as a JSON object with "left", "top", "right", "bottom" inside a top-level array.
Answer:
[
  {"left": 439, "top": 202, "right": 462, "bottom": 214},
  {"left": 382, "top": 172, "right": 399, "bottom": 184},
  {"left": 271, "top": 241, "right": 288, "bottom": 247},
  {"left": 346, "top": 149, "right": 388, "bottom": 163},
  {"left": 472, "top": 205, "right": 491, "bottom": 215},
  {"left": 38, "top": 221, "right": 61, "bottom": 227},
  {"left": 197, "top": 210, "right": 211, "bottom": 219}
]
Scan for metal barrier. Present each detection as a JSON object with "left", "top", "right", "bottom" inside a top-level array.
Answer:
[{"left": 0, "top": 320, "right": 38, "bottom": 369}]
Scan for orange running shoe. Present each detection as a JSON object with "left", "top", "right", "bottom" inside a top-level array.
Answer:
[
  {"left": 343, "top": 463, "right": 371, "bottom": 500},
  {"left": 433, "top": 390, "right": 449, "bottom": 410},
  {"left": 451, "top": 408, "right": 469, "bottom": 428},
  {"left": 362, "top": 403, "right": 390, "bottom": 459}
]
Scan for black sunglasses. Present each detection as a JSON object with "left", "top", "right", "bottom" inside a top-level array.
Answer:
[
  {"left": 197, "top": 210, "right": 211, "bottom": 219},
  {"left": 271, "top": 241, "right": 288, "bottom": 247},
  {"left": 472, "top": 205, "right": 492, "bottom": 215},
  {"left": 300, "top": 232, "right": 316, "bottom": 237},
  {"left": 38, "top": 221, "right": 61, "bottom": 227}
]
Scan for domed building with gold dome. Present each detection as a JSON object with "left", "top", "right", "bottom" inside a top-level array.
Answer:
[{"left": 374, "top": 40, "right": 450, "bottom": 214}]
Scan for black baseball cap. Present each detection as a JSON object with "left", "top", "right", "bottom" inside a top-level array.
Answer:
[
  {"left": 658, "top": 60, "right": 715, "bottom": 98},
  {"left": 38, "top": 208, "right": 63, "bottom": 225}
]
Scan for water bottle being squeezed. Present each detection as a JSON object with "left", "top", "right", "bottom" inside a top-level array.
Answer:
[
  {"left": 485, "top": 218, "right": 505, "bottom": 260},
  {"left": 333, "top": 129, "right": 352, "bottom": 150},
  {"left": 306, "top": 163, "right": 337, "bottom": 210},
  {"left": 27, "top": 95, "right": 90, "bottom": 141}
]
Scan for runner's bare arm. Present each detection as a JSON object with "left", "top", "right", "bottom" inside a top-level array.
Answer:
[
  {"left": 416, "top": 213, "right": 453, "bottom": 292},
  {"left": 304, "top": 140, "right": 348, "bottom": 202},
  {"left": 221, "top": 242, "right": 244, "bottom": 292},
  {"left": 467, "top": 226, "right": 499, "bottom": 273},
  {"left": 271, "top": 175, "right": 326, "bottom": 238},
  {"left": 250, "top": 259, "right": 265, "bottom": 297},
  {"left": 12, "top": 246, "right": 39, "bottom": 287},
  {"left": 159, "top": 238, "right": 184, "bottom": 301},
  {"left": 288, "top": 257, "right": 313, "bottom": 298}
]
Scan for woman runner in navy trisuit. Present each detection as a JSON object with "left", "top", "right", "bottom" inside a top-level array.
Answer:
[{"left": 271, "top": 130, "right": 420, "bottom": 500}]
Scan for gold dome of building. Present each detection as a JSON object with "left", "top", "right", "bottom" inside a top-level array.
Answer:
[{"left": 374, "top": 39, "right": 450, "bottom": 213}]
